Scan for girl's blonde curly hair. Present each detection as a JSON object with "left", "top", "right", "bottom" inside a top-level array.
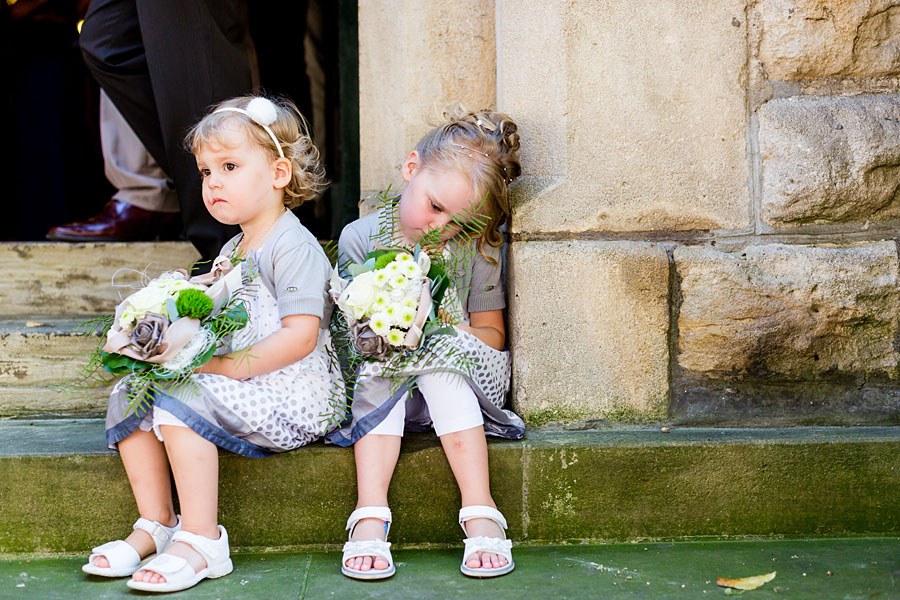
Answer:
[
  {"left": 186, "top": 95, "right": 328, "bottom": 209},
  {"left": 414, "top": 104, "right": 522, "bottom": 259}
]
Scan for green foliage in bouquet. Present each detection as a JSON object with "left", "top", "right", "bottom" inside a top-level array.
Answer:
[
  {"left": 208, "top": 303, "right": 249, "bottom": 338},
  {"left": 176, "top": 289, "right": 214, "bottom": 319},
  {"left": 373, "top": 251, "right": 398, "bottom": 270}
]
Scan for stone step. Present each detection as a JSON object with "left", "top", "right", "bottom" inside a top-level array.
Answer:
[
  {"left": 0, "top": 242, "right": 200, "bottom": 319},
  {"left": 0, "top": 320, "right": 109, "bottom": 417},
  {"left": 1, "top": 420, "right": 898, "bottom": 553}
]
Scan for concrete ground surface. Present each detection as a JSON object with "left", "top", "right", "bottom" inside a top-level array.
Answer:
[{"left": 1, "top": 537, "right": 897, "bottom": 599}]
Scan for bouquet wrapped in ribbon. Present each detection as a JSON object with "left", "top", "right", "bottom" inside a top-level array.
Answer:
[
  {"left": 77, "top": 255, "right": 251, "bottom": 414},
  {"left": 329, "top": 247, "right": 454, "bottom": 362}
]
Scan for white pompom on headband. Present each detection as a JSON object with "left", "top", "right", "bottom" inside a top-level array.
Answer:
[{"left": 213, "top": 97, "right": 285, "bottom": 158}]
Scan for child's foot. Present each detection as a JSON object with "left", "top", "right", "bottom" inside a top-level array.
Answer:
[
  {"left": 83, "top": 516, "right": 181, "bottom": 578},
  {"left": 131, "top": 535, "right": 213, "bottom": 584},
  {"left": 461, "top": 517, "right": 508, "bottom": 570},
  {"left": 126, "top": 525, "right": 233, "bottom": 592},
  {"left": 345, "top": 518, "right": 390, "bottom": 572},
  {"left": 341, "top": 507, "right": 395, "bottom": 580},
  {"left": 458, "top": 505, "right": 514, "bottom": 578},
  {"left": 90, "top": 527, "right": 157, "bottom": 569}
]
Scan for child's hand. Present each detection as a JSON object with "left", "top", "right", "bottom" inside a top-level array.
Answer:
[
  {"left": 437, "top": 308, "right": 458, "bottom": 324},
  {"left": 194, "top": 315, "right": 318, "bottom": 379},
  {"left": 194, "top": 356, "right": 244, "bottom": 379}
]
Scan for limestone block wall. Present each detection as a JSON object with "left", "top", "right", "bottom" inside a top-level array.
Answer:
[{"left": 358, "top": 0, "right": 900, "bottom": 426}]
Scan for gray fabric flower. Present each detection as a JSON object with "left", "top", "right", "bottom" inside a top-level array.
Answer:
[
  {"left": 351, "top": 320, "right": 390, "bottom": 360},
  {"left": 129, "top": 312, "right": 168, "bottom": 360}
]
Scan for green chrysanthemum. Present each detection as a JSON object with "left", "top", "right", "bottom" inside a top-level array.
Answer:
[
  {"left": 175, "top": 289, "right": 214, "bottom": 319},
  {"left": 374, "top": 251, "right": 398, "bottom": 270}
]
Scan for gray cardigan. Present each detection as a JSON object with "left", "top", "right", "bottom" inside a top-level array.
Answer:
[
  {"left": 338, "top": 211, "right": 506, "bottom": 319},
  {"left": 221, "top": 210, "right": 332, "bottom": 327}
]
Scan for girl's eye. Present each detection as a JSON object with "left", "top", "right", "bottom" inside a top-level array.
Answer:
[
  {"left": 224, "top": 163, "right": 237, "bottom": 171},
  {"left": 200, "top": 168, "right": 211, "bottom": 177},
  {"left": 431, "top": 202, "right": 442, "bottom": 213}
]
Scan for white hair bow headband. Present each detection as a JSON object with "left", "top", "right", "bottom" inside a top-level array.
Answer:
[{"left": 213, "top": 97, "right": 285, "bottom": 158}]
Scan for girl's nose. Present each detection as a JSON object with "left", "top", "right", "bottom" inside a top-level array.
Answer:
[{"left": 428, "top": 215, "right": 450, "bottom": 232}]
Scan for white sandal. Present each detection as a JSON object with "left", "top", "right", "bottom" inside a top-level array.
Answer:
[
  {"left": 341, "top": 507, "right": 395, "bottom": 580},
  {"left": 81, "top": 516, "right": 182, "bottom": 578},
  {"left": 126, "top": 525, "right": 233, "bottom": 593},
  {"left": 458, "top": 506, "right": 514, "bottom": 578}
]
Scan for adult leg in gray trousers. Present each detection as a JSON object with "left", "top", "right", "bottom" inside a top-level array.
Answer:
[{"left": 47, "top": 90, "right": 181, "bottom": 242}]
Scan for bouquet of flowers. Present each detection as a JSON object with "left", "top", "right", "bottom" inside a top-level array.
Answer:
[
  {"left": 329, "top": 247, "right": 453, "bottom": 361},
  {"left": 77, "top": 256, "right": 250, "bottom": 414},
  {"left": 326, "top": 190, "right": 493, "bottom": 404}
]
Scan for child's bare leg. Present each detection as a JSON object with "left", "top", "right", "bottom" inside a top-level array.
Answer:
[
  {"left": 439, "top": 425, "right": 507, "bottom": 570},
  {"left": 92, "top": 429, "right": 176, "bottom": 568},
  {"left": 347, "top": 433, "right": 401, "bottom": 572},
  {"left": 133, "top": 426, "right": 219, "bottom": 584}
]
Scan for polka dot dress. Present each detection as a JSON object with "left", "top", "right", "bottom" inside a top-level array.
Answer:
[
  {"left": 130, "top": 266, "right": 343, "bottom": 454},
  {"left": 201, "top": 274, "right": 340, "bottom": 450}
]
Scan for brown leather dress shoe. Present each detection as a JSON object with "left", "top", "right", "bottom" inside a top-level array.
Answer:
[{"left": 46, "top": 199, "right": 182, "bottom": 242}]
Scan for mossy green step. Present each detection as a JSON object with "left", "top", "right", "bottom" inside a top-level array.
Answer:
[{"left": 1, "top": 420, "right": 899, "bottom": 553}]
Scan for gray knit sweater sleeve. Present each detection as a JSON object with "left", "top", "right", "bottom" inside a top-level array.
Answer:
[
  {"left": 466, "top": 242, "right": 506, "bottom": 314},
  {"left": 337, "top": 212, "right": 379, "bottom": 274},
  {"left": 249, "top": 211, "right": 333, "bottom": 325}
]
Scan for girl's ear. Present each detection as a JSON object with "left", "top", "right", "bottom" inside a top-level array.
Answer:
[
  {"left": 272, "top": 157, "right": 292, "bottom": 189},
  {"left": 401, "top": 151, "right": 420, "bottom": 182}
]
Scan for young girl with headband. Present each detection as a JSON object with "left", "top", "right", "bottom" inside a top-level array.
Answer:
[
  {"left": 82, "top": 95, "right": 340, "bottom": 592},
  {"left": 329, "top": 105, "right": 525, "bottom": 579}
]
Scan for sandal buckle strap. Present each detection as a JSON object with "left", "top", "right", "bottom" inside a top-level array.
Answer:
[{"left": 171, "top": 526, "right": 229, "bottom": 565}]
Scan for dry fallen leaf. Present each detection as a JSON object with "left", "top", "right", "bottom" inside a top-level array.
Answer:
[{"left": 716, "top": 571, "right": 776, "bottom": 591}]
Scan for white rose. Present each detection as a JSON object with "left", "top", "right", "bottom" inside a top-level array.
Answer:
[
  {"left": 416, "top": 252, "right": 431, "bottom": 275},
  {"left": 160, "top": 278, "right": 204, "bottom": 294},
  {"left": 119, "top": 282, "right": 170, "bottom": 327},
  {"left": 339, "top": 271, "right": 379, "bottom": 318}
]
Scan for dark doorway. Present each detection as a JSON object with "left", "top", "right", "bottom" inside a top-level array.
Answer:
[{"left": 1, "top": 0, "right": 359, "bottom": 243}]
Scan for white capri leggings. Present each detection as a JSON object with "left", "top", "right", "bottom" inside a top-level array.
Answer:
[{"left": 368, "top": 371, "right": 484, "bottom": 437}]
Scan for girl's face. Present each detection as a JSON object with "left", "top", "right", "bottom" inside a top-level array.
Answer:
[
  {"left": 397, "top": 151, "right": 476, "bottom": 245},
  {"left": 195, "top": 124, "right": 288, "bottom": 228}
]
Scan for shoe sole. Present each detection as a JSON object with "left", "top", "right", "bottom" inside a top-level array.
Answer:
[
  {"left": 81, "top": 563, "right": 140, "bottom": 578},
  {"left": 81, "top": 548, "right": 163, "bottom": 578},
  {"left": 341, "top": 565, "right": 396, "bottom": 580},
  {"left": 126, "top": 558, "right": 234, "bottom": 593},
  {"left": 460, "top": 561, "right": 515, "bottom": 578}
]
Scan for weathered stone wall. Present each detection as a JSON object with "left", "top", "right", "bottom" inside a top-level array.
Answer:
[
  {"left": 359, "top": 1, "right": 900, "bottom": 426},
  {"left": 358, "top": 0, "right": 495, "bottom": 208}
]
